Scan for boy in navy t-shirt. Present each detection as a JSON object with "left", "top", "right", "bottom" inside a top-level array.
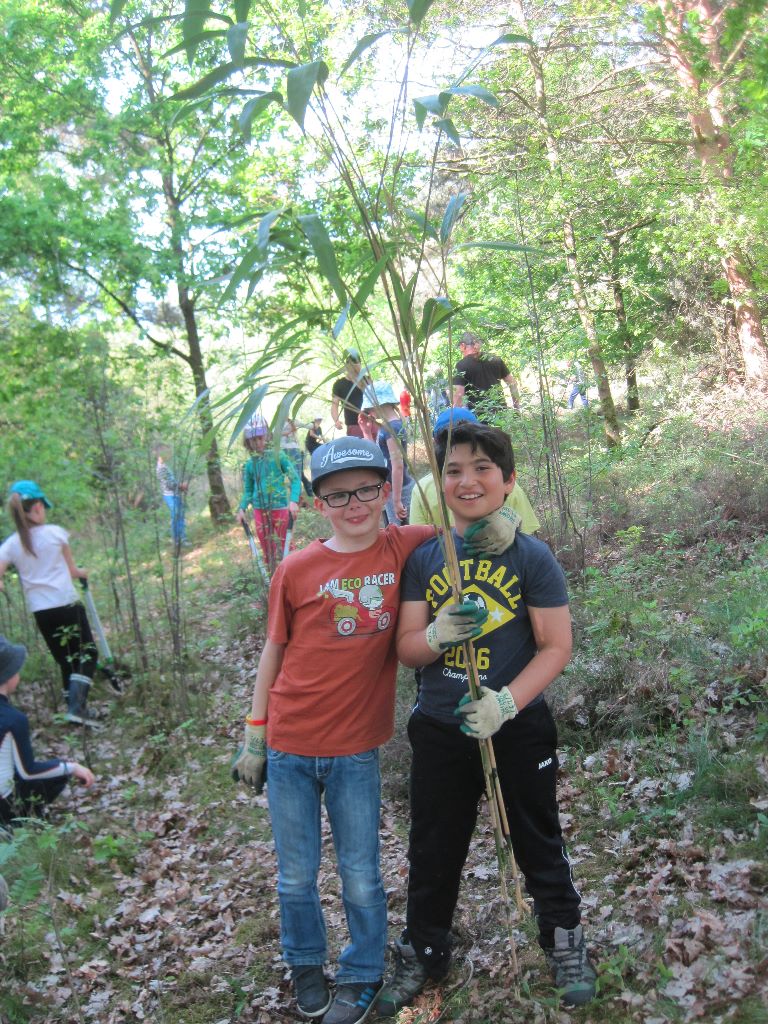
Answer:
[{"left": 378, "top": 421, "right": 596, "bottom": 1015}]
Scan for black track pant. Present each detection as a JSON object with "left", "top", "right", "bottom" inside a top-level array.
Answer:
[
  {"left": 33, "top": 603, "right": 97, "bottom": 690},
  {"left": 0, "top": 776, "right": 69, "bottom": 826},
  {"left": 405, "top": 703, "right": 581, "bottom": 977}
]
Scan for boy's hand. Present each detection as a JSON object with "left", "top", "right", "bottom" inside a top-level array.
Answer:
[
  {"left": 463, "top": 507, "right": 521, "bottom": 557},
  {"left": 426, "top": 602, "right": 488, "bottom": 652},
  {"left": 232, "top": 724, "right": 267, "bottom": 792},
  {"left": 455, "top": 686, "right": 518, "bottom": 738}
]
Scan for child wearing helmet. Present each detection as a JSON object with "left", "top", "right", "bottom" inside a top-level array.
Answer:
[
  {"left": 236, "top": 416, "right": 301, "bottom": 573},
  {"left": 0, "top": 482, "right": 99, "bottom": 727}
]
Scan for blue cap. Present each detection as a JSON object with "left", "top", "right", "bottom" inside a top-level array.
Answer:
[
  {"left": 9, "top": 480, "right": 52, "bottom": 509},
  {"left": 362, "top": 381, "right": 399, "bottom": 410},
  {"left": 433, "top": 407, "right": 477, "bottom": 437}
]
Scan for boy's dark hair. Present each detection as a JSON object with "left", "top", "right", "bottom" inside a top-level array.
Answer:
[{"left": 434, "top": 421, "right": 515, "bottom": 480}]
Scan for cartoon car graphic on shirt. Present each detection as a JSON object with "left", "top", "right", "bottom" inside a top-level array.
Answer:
[{"left": 329, "top": 581, "right": 394, "bottom": 636}]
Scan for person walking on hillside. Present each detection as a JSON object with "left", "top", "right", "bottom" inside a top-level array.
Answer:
[
  {"left": 281, "top": 418, "right": 312, "bottom": 497},
  {"left": 0, "top": 482, "right": 99, "bottom": 727},
  {"left": 236, "top": 417, "right": 300, "bottom": 573},
  {"left": 452, "top": 332, "right": 521, "bottom": 420},
  {"left": 361, "top": 382, "right": 414, "bottom": 526},
  {"left": 154, "top": 443, "right": 189, "bottom": 546},
  {"left": 566, "top": 360, "right": 589, "bottom": 409},
  {"left": 0, "top": 635, "right": 95, "bottom": 827},
  {"left": 331, "top": 349, "right": 370, "bottom": 437}
]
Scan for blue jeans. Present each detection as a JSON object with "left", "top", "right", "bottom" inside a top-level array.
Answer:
[
  {"left": 266, "top": 747, "right": 387, "bottom": 983},
  {"left": 163, "top": 494, "right": 187, "bottom": 543}
]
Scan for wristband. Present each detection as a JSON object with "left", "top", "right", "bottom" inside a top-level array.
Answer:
[{"left": 246, "top": 717, "right": 266, "bottom": 726}]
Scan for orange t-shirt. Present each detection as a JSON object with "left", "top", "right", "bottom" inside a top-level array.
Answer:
[{"left": 266, "top": 524, "right": 434, "bottom": 756}]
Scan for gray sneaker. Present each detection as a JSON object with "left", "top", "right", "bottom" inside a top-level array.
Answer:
[
  {"left": 292, "top": 965, "right": 332, "bottom": 1019},
  {"left": 377, "top": 938, "right": 429, "bottom": 1017},
  {"left": 543, "top": 925, "right": 597, "bottom": 1006}
]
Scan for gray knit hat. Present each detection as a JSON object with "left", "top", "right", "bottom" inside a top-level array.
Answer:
[{"left": 0, "top": 636, "right": 27, "bottom": 686}]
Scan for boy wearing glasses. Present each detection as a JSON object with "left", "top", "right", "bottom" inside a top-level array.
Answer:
[{"left": 233, "top": 437, "right": 512, "bottom": 1024}]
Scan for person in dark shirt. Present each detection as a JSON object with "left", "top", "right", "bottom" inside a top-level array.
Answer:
[
  {"left": 452, "top": 332, "right": 521, "bottom": 420},
  {"left": 0, "top": 635, "right": 95, "bottom": 827},
  {"left": 330, "top": 348, "right": 370, "bottom": 437}
]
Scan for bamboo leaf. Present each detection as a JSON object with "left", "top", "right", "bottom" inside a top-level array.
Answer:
[
  {"left": 234, "top": 0, "right": 251, "bottom": 21},
  {"left": 391, "top": 272, "right": 418, "bottom": 331},
  {"left": 341, "top": 31, "right": 390, "bottom": 75},
  {"left": 332, "top": 303, "right": 351, "bottom": 340},
  {"left": 435, "top": 118, "right": 461, "bottom": 145},
  {"left": 183, "top": 0, "right": 214, "bottom": 64},
  {"left": 163, "top": 29, "right": 228, "bottom": 59},
  {"left": 407, "top": 0, "right": 436, "bottom": 26},
  {"left": 405, "top": 208, "right": 439, "bottom": 241},
  {"left": 443, "top": 84, "right": 500, "bottom": 107},
  {"left": 286, "top": 61, "right": 329, "bottom": 129},
  {"left": 298, "top": 213, "right": 346, "bottom": 303},
  {"left": 333, "top": 254, "right": 390, "bottom": 338},
  {"left": 170, "top": 56, "right": 297, "bottom": 101},
  {"left": 227, "top": 22, "right": 249, "bottom": 67},
  {"left": 440, "top": 192, "right": 469, "bottom": 245},
  {"left": 488, "top": 32, "right": 534, "bottom": 48},
  {"left": 452, "top": 241, "right": 550, "bottom": 256},
  {"left": 419, "top": 297, "right": 462, "bottom": 339},
  {"left": 239, "top": 92, "right": 283, "bottom": 137},
  {"left": 258, "top": 208, "right": 283, "bottom": 251},
  {"left": 219, "top": 240, "right": 266, "bottom": 306}
]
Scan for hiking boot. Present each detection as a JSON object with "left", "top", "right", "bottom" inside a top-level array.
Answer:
[
  {"left": 292, "top": 965, "right": 332, "bottom": 1019},
  {"left": 377, "top": 938, "right": 430, "bottom": 1017},
  {"left": 65, "top": 674, "right": 102, "bottom": 729},
  {"left": 323, "top": 980, "right": 382, "bottom": 1024},
  {"left": 543, "top": 924, "right": 597, "bottom": 1006}
]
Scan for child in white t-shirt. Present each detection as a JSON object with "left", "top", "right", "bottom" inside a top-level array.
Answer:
[{"left": 0, "top": 481, "right": 98, "bottom": 727}]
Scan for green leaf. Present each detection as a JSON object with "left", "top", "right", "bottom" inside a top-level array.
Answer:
[
  {"left": 239, "top": 91, "right": 283, "bottom": 136},
  {"left": 286, "top": 61, "right": 329, "bottom": 129},
  {"left": 405, "top": 208, "right": 439, "bottom": 241},
  {"left": 258, "top": 208, "right": 283, "bottom": 251},
  {"left": 298, "top": 214, "right": 346, "bottom": 303},
  {"left": 340, "top": 31, "right": 390, "bottom": 75},
  {"left": 333, "top": 254, "right": 390, "bottom": 338},
  {"left": 234, "top": 0, "right": 251, "bottom": 21},
  {"left": 443, "top": 85, "right": 500, "bottom": 108},
  {"left": 407, "top": 0, "right": 437, "bottom": 26},
  {"left": 163, "top": 29, "right": 228, "bottom": 60},
  {"left": 413, "top": 92, "right": 450, "bottom": 130},
  {"left": 452, "top": 241, "right": 550, "bottom": 256},
  {"left": 435, "top": 118, "right": 461, "bottom": 145},
  {"left": 391, "top": 272, "right": 418, "bottom": 331},
  {"left": 109, "top": 0, "right": 129, "bottom": 22},
  {"left": 183, "top": 0, "right": 213, "bottom": 64},
  {"left": 171, "top": 57, "right": 297, "bottom": 101},
  {"left": 219, "top": 237, "right": 268, "bottom": 305},
  {"left": 228, "top": 22, "right": 249, "bottom": 67},
  {"left": 420, "top": 296, "right": 460, "bottom": 339},
  {"left": 488, "top": 32, "right": 533, "bottom": 48},
  {"left": 440, "top": 192, "right": 469, "bottom": 245}
]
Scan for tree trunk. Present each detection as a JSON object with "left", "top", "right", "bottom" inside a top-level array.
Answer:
[
  {"left": 653, "top": 0, "right": 768, "bottom": 384},
  {"left": 178, "top": 285, "right": 232, "bottom": 522},
  {"left": 607, "top": 234, "right": 639, "bottom": 412},
  {"left": 509, "top": 1, "right": 622, "bottom": 445}
]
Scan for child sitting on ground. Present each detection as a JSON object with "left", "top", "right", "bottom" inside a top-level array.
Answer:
[{"left": 0, "top": 635, "right": 95, "bottom": 828}]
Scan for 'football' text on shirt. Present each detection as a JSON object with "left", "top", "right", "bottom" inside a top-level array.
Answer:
[{"left": 426, "top": 560, "right": 521, "bottom": 610}]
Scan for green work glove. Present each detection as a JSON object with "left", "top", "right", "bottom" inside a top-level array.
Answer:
[
  {"left": 231, "top": 723, "right": 267, "bottom": 793},
  {"left": 455, "top": 686, "right": 518, "bottom": 738},
  {"left": 426, "top": 601, "right": 489, "bottom": 653},
  {"left": 463, "top": 507, "right": 522, "bottom": 557}
]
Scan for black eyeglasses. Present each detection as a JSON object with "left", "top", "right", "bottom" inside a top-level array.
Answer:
[{"left": 319, "top": 483, "right": 383, "bottom": 508}]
